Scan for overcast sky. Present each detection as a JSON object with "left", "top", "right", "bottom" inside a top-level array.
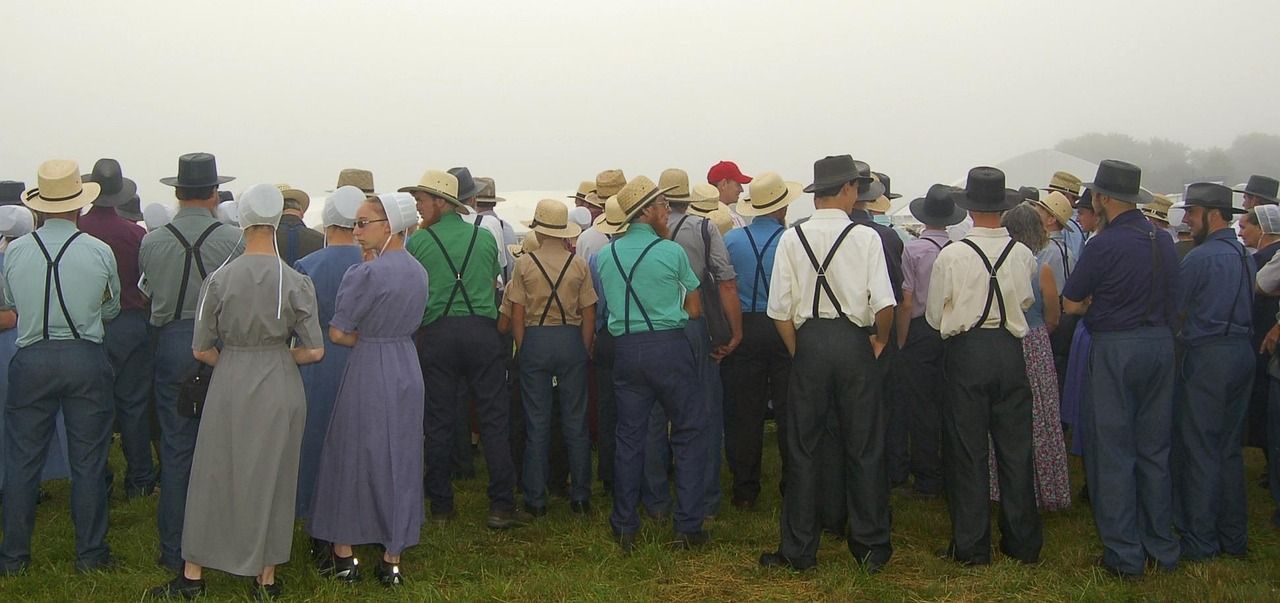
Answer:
[{"left": 3, "top": 0, "right": 1277, "bottom": 207}]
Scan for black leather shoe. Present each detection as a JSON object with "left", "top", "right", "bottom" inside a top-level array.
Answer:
[
  {"left": 936, "top": 546, "right": 989, "bottom": 567},
  {"left": 487, "top": 508, "right": 535, "bottom": 529},
  {"left": 147, "top": 574, "right": 206, "bottom": 599},
  {"left": 1095, "top": 556, "right": 1141, "bottom": 581},
  {"left": 251, "top": 579, "right": 283, "bottom": 600},
  {"left": 76, "top": 556, "right": 120, "bottom": 574},
  {"left": 318, "top": 552, "right": 360, "bottom": 582},
  {"left": 525, "top": 504, "right": 548, "bottom": 518},
  {"left": 614, "top": 531, "right": 638, "bottom": 553},
  {"left": 570, "top": 500, "right": 591, "bottom": 514},
  {"left": 671, "top": 530, "right": 710, "bottom": 550},
  {"left": 758, "top": 551, "right": 815, "bottom": 572},
  {"left": 374, "top": 559, "right": 405, "bottom": 587}
]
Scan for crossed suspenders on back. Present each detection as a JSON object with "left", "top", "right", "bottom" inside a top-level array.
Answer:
[
  {"left": 30, "top": 231, "right": 85, "bottom": 341},
  {"left": 610, "top": 239, "right": 664, "bottom": 334},
  {"left": 957, "top": 238, "right": 1018, "bottom": 331},
  {"left": 743, "top": 225, "right": 785, "bottom": 313},
  {"left": 425, "top": 225, "right": 480, "bottom": 316},
  {"left": 165, "top": 222, "right": 223, "bottom": 319},
  {"left": 794, "top": 222, "right": 859, "bottom": 319},
  {"left": 527, "top": 252, "right": 576, "bottom": 326}
]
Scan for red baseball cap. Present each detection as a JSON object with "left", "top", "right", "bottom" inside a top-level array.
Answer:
[{"left": 707, "top": 161, "right": 752, "bottom": 185}]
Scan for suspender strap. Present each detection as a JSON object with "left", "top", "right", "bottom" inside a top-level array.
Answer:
[
  {"left": 1213, "top": 237, "right": 1254, "bottom": 337},
  {"left": 31, "top": 231, "right": 85, "bottom": 341},
  {"left": 958, "top": 238, "right": 1018, "bottom": 330},
  {"left": 426, "top": 225, "right": 480, "bottom": 316},
  {"left": 795, "top": 223, "right": 859, "bottom": 319},
  {"left": 611, "top": 239, "right": 663, "bottom": 334},
  {"left": 1120, "top": 224, "right": 1165, "bottom": 326},
  {"left": 165, "top": 222, "right": 223, "bottom": 319},
  {"left": 672, "top": 214, "right": 692, "bottom": 240},
  {"left": 923, "top": 236, "right": 945, "bottom": 251},
  {"left": 529, "top": 252, "right": 575, "bottom": 326},
  {"left": 482, "top": 215, "right": 512, "bottom": 284},
  {"left": 744, "top": 226, "right": 785, "bottom": 313},
  {"left": 284, "top": 220, "right": 302, "bottom": 265}
]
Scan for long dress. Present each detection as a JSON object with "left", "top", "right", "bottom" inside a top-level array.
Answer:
[
  {"left": 294, "top": 245, "right": 363, "bottom": 520},
  {"left": 181, "top": 255, "right": 322, "bottom": 576},
  {"left": 308, "top": 250, "right": 428, "bottom": 556}
]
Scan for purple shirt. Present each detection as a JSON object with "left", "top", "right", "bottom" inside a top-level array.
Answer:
[
  {"left": 901, "top": 229, "right": 949, "bottom": 319},
  {"left": 1062, "top": 209, "right": 1179, "bottom": 332},
  {"left": 78, "top": 205, "right": 148, "bottom": 311}
]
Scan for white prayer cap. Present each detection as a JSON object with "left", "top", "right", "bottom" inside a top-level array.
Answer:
[
  {"left": 0, "top": 206, "right": 34, "bottom": 238},
  {"left": 1255, "top": 204, "right": 1280, "bottom": 235},
  {"left": 238, "top": 183, "right": 284, "bottom": 230},
  {"left": 216, "top": 200, "right": 240, "bottom": 227},
  {"left": 377, "top": 192, "right": 419, "bottom": 234},
  {"left": 143, "top": 203, "right": 174, "bottom": 231},
  {"left": 324, "top": 186, "right": 365, "bottom": 229},
  {"left": 568, "top": 206, "right": 592, "bottom": 229}
]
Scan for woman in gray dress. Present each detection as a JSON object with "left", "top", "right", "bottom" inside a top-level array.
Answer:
[{"left": 148, "top": 184, "right": 324, "bottom": 600}]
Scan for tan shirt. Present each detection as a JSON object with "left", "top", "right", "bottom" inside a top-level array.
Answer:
[
  {"left": 504, "top": 244, "right": 598, "bottom": 327},
  {"left": 925, "top": 227, "right": 1037, "bottom": 339}
]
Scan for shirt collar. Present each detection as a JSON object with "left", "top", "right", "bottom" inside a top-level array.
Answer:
[
  {"left": 37, "top": 218, "right": 77, "bottom": 234},
  {"left": 437, "top": 212, "right": 463, "bottom": 226},
  {"left": 1208, "top": 227, "right": 1238, "bottom": 242},
  {"left": 921, "top": 228, "right": 949, "bottom": 238},
  {"left": 1109, "top": 209, "right": 1146, "bottom": 226},
  {"left": 849, "top": 208, "right": 872, "bottom": 221},
  {"left": 967, "top": 226, "right": 1010, "bottom": 238},
  {"left": 85, "top": 205, "right": 116, "bottom": 217},
  {"left": 752, "top": 216, "right": 783, "bottom": 228},
  {"left": 175, "top": 206, "right": 216, "bottom": 219},
  {"left": 624, "top": 223, "right": 658, "bottom": 238},
  {"left": 811, "top": 209, "right": 852, "bottom": 222}
]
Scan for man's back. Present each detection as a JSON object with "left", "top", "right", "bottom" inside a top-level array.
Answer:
[
  {"left": 79, "top": 205, "right": 147, "bottom": 311},
  {"left": 139, "top": 206, "right": 242, "bottom": 327},
  {"left": 406, "top": 212, "right": 500, "bottom": 325},
  {"left": 2, "top": 220, "right": 120, "bottom": 346}
]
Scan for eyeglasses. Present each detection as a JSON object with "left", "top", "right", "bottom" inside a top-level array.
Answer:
[{"left": 353, "top": 218, "right": 388, "bottom": 228}]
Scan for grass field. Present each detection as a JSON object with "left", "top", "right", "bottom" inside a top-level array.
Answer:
[{"left": 1, "top": 429, "right": 1278, "bottom": 602}]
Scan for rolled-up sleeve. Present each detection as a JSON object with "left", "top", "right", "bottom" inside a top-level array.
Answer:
[{"left": 766, "top": 234, "right": 796, "bottom": 323}]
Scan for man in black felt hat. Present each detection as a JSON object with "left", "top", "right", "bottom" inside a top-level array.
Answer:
[
  {"left": 1062, "top": 159, "right": 1180, "bottom": 579},
  {"left": 926, "top": 166, "right": 1041, "bottom": 567},
  {"left": 1235, "top": 175, "right": 1279, "bottom": 210},
  {"left": 1170, "top": 182, "right": 1255, "bottom": 561}
]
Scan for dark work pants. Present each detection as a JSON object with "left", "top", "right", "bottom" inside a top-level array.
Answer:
[
  {"left": 1173, "top": 337, "right": 1253, "bottom": 559},
  {"left": 103, "top": 308, "right": 156, "bottom": 495},
  {"left": 721, "top": 312, "right": 790, "bottom": 504},
  {"left": 611, "top": 329, "right": 708, "bottom": 535},
  {"left": 882, "top": 330, "right": 909, "bottom": 487},
  {"left": 154, "top": 320, "right": 201, "bottom": 569},
  {"left": 1268, "top": 379, "right": 1280, "bottom": 529},
  {"left": 779, "top": 319, "right": 891, "bottom": 568},
  {"left": 595, "top": 330, "right": 617, "bottom": 488},
  {"left": 1083, "top": 327, "right": 1179, "bottom": 575},
  {"left": 942, "top": 328, "right": 1042, "bottom": 565},
  {"left": 1, "top": 340, "right": 114, "bottom": 572},
  {"left": 419, "top": 316, "right": 516, "bottom": 514},
  {"left": 896, "top": 316, "right": 945, "bottom": 495},
  {"left": 520, "top": 325, "right": 591, "bottom": 508},
  {"left": 452, "top": 381, "right": 475, "bottom": 479}
]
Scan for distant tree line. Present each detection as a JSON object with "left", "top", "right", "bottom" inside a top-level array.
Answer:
[{"left": 1054, "top": 132, "right": 1280, "bottom": 195}]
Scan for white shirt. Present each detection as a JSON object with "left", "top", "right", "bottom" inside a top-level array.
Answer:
[
  {"left": 925, "top": 227, "right": 1037, "bottom": 339},
  {"left": 766, "top": 208, "right": 896, "bottom": 329},
  {"left": 575, "top": 226, "right": 611, "bottom": 259},
  {"left": 461, "top": 212, "right": 509, "bottom": 270},
  {"left": 724, "top": 202, "right": 751, "bottom": 229}
]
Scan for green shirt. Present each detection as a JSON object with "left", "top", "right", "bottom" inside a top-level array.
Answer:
[
  {"left": 407, "top": 212, "right": 500, "bottom": 325},
  {"left": 598, "top": 223, "right": 701, "bottom": 336}
]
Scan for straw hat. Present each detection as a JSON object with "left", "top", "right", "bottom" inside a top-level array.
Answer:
[
  {"left": 23, "top": 160, "right": 100, "bottom": 213},
  {"left": 1140, "top": 193, "right": 1174, "bottom": 222},
  {"left": 568, "top": 180, "right": 598, "bottom": 205},
  {"left": 509, "top": 233, "right": 541, "bottom": 258},
  {"left": 1034, "top": 191, "right": 1074, "bottom": 227},
  {"left": 865, "top": 173, "right": 892, "bottom": 213},
  {"left": 275, "top": 184, "right": 311, "bottom": 214},
  {"left": 617, "top": 175, "right": 676, "bottom": 222},
  {"left": 595, "top": 169, "right": 627, "bottom": 198},
  {"left": 659, "top": 168, "right": 692, "bottom": 202},
  {"left": 737, "top": 172, "right": 801, "bottom": 217},
  {"left": 336, "top": 168, "right": 376, "bottom": 195},
  {"left": 594, "top": 195, "right": 630, "bottom": 235},
  {"left": 238, "top": 184, "right": 285, "bottom": 230},
  {"left": 688, "top": 183, "right": 721, "bottom": 214},
  {"left": 323, "top": 186, "right": 366, "bottom": 229},
  {"left": 1042, "top": 171, "right": 1083, "bottom": 197},
  {"left": 399, "top": 170, "right": 463, "bottom": 208},
  {"left": 475, "top": 177, "right": 506, "bottom": 204},
  {"left": 524, "top": 199, "right": 582, "bottom": 238},
  {"left": 0, "top": 205, "right": 35, "bottom": 239}
]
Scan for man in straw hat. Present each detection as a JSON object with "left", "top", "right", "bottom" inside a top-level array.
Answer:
[
  {"left": 596, "top": 175, "right": 708, "bottom": 551},
  {"left": 1235, "top": 174, "right": 1279, "bottom": 210},
  {"left": 1062, "top": 159, "right": 1180, "bottom": 578},
  {"left": 758, "top": 155, "right": 896, "bottom": 573},
  {"left": 892, "top": 184, "right": 966, "bottom": 499},
  {"left": 926, "top": 166, "right": 1041, "bottom": 567},
  {"left": 1043, "top": 170, "right": 1088, "bottom": 257},
  {"left": 707, "top": 161, "right": 753, "bottom": 229},
  {"left": 721, "top": 171, "right": 800, "bottom": 510},
  {"left": 1170, "top": 183, "right": 1255, "bottom": 561},
  {"left": 140, "top": 152, "right": 242, "bottom": 572},
  {"left": 78, "top": 158, "right": 156, "bottom": 500},
  {"left": 506, "top": 199, "right": 598, "bottom": 516},
  {"left": 576, "top": 169, "right": 626, "bottom": 260},
  {"left": 0, "top": 160, "right": 121, "bottom": 575},
  {"left": 688, "top": 183, "right": 733, "bottom": 235},
  {"left": 334, "top": 168, "right": 376, "bottom": 196},
  {"left": 1141, "top": 194, "right": 1177, "bottom": 244},
  {"left": 275, "top": 184, "right": 323, "bottom": 265},
  {"left": 403, "top": 169, "right": 531, "bottom": 529}
]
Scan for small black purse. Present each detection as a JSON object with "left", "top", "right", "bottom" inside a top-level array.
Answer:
[{"left": 176, "top": 363, "right": 215, "bottom": 418}]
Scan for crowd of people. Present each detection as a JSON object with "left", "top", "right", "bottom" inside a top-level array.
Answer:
[{"left": 0, "top": 152, "right": 1278, "bottom": 599}]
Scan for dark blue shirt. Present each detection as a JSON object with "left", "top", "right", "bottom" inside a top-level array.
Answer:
[
  {"left": 850, "top": 209, "right": 904, "bottom": 303},
  {"left": 1176, "top": 228, "right": 1255, "bottom": 344},
  {"left": 724, "top": 216, "right": 786, "bottom": 313},
  {"left": 1062, "top": 209, "right": 1179, "bottom": 332}
]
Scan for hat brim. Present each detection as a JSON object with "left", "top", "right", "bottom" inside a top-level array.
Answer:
[
  {"left": 1040, "top": 185, "right": 1081, "bottom": 197},
  {"left": 950, "top": 189, "right": 1024, "bottom": 213},
  {"left": 908, "top": 196, "right": 967, "bottom": 227},
  {"left": 523, "top": 219, "right": 583, "bottom": 239},
  {"left": 159, "top": 175, "right": 235, "bottom": 188},
  {"left": 116, "top": 206, "right": 144, "bottom": 221},
  {"left": 621, "top": 185, "right": 678, "bottom": 223},
  {"left": 477, "top": 196, "right": 507, "bottom": 204},
  {"left": 1139, "top": 206, "right": 1171, "bottom": 221},
  {"left": 594, "top": 215, "right": 630, "bottom": 235},
  {"left": 22, "top": 182, "right": 101, "bottom": 214},
  {"left": 1031, "top": 200, "right": 1071, "bottom": 227},
  {"left": 282, "top": 190, "right": 310, "bottom": 214},
  {"left": 83, "top": 176, "right": 137, "bottom": 208},
  {"left": 737, "top": 181, "right": 802, "bottom": 217},
  {"left": 398, "top": 186, "right": 464, "bottom": 209},
  {"left": 1233, "top": 188, "right": 1279, "bottom": 204},
  {"left": 1170, "top": 201, "right": 1246, "bottom": 215},
  {"left": 1082, "top": 183, "right": 1153, "bottom": 205}
]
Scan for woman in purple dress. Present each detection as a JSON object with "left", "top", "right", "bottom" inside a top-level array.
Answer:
[{"left": 308, "top": 193, "right": 428, "bottom": 586}]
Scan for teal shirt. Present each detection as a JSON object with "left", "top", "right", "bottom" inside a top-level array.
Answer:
[
  {"left": 598, "top": 223, "right": 701, "bottom": 336},
  {"left": 407, "top": 211, "right": 500, "bottom": 325},
  {"left": 1, "top": 219, "right": 121, "bottom": 347}
]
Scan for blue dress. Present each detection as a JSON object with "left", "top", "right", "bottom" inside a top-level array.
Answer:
[{"left": 293, "top": 245, "right": 363, "bottom": 520}]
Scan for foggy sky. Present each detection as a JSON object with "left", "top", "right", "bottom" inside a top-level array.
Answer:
[{"left": 3, "top": 0, "right": 1278, "bottom": 206}]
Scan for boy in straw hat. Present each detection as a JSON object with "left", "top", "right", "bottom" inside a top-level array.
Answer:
[
  {"left": 505, "top": 199, "right": 598, "bottom": 516},
  {"left": 688, "top": 183, "right": 733, "bottom": 235},
  {"left": 576, "top": 169, "right": 626, "bottom": 260},
  {"left": 275, "top": 183, "right": 323, "bottom": 265},
  {"left": 0, "top": 160, "right": 121, "bottom": 575}
]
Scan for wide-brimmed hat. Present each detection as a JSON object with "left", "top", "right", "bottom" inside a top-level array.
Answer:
[
  {"left": 596, "top": 169, "right": 627, "bottom": 198},
  {"left": 875, "top": 172, "right": 902, "bottom": 200},
  {"left": 0, "top": 205, "right": 35, "bottom": 238},
  {"left": 1076, "top": 189, "right": 1095, "bottom": 211},
  {"left": 617, "top": 175, "right": 676, "bottom": 222},
  {"left": 594, "top": 195, "right": 630, "bottom": 235},
  {"left": 336, "top": 168, "right": 376, "bottom": 195},
  {"left": 160, "top": 153, "right": 235, "bottom": 188},
  {"left": 237, "top": 184, "right": 285, "bottom": 230},
  {"left": 116, "top": 194, "right": 144, "bottom": 221},
  {"left": 323, "top": 186, "right": 365, "bottom": 229},
  {"left": 216, "top": 200, "right": 240, "bottom": 226},
  {"left": 1173, "top": 182, "right": 1244, "bottom": 214},
  {"left": 399, "top": 170, "right": 463, "bottom": 208},
  {"left": 509, "top": 234, "right": 541, "bottom": 258},
  {"left": 475, "top": 177, "right": 506, "bottom": 204},
  {"left": 82, "top": 158, "right": 137, "bottom": 208},
  {"left": 951, "top": 167, "right": 1023, "bottom": 213},
  {"left": 1042, "top": 171, "right": 1082, "bottom": 197},
  {"left": 568, "top": 180, "right": 598, "bottom": 205},
  {"left": 1033, "top": 191, "right": 1073, "bottom": 227},
  {"left": 689, "top": 183, "right": 721, "bottom": 214},
  {"left": 1234, "top": 175, "right": 1279, "bottom": 205},
  {"left": 524, "top": 199, "right": 582, "bottom": 238},
  {"left": 865, "top": 175, "right": 892, "bottom": 213},
  {"left": 275, "top": 184, "right": 310, "bottom": 214},
  {"left": 0, "top": 181, "right": 24, "bottom": 207},
  {"left": 142, "top": 203, "right": 173, "bottom": 230},
  {"left": 707, "top": 161, "right": 752, "bottom": 185},
  {"left": 804, "top": 154, "right": 869, "bottom": 194},
  {"left": 1140, "top": 193, "right": 1174, "bottom": 222},
  {"left": 447, "top": 167, "right": 485, "bottom": 202},
  {"left": 23, "top": 160, "right": 101, "bottom": 213},
  {"left": 909, "top": 184, "right": 967, "bottom": 227},
  {"left": 1084, "top": 160, "right": 1153, "bottom": 205},
  {"left": 659, "top": 168, "right": 693, "bottom": 202},
  {"left": 854, "top": 162, "right": 885, "bottom": 202},
  {"left": 737, "top": 172, "right": 801, "bottom": 217},
  {"left": 1019, "top": 186, "right": 1040, "bottom": 202}
]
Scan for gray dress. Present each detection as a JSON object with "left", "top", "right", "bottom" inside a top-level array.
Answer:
[{"left": 182, "top": 255, "right": 322, "bottom": 576}]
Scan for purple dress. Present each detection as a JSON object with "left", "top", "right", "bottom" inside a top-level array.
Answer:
[{"left": 307, "top": 250, "right": 429, "bottom": 555}]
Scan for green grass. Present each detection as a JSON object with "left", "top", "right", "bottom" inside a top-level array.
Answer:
[{"left": 2, "top": 429, "right": 1279, "bottom": 601}]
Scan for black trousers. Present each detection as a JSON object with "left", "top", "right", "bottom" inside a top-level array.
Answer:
[
  {"left": 893, "top": 316, "right": 945, "bottom": 494},
  {"left": 779, "top": 319, "right": 891, "bottom": 567},
  {"left": 595, "top": 329, "right": 617, "bottom": 487},
  {"left": 942, "top": 328, "right": 1042, "bottom": 564},
  {"left": 721, "top": 313, "right": 791, "bottom": 504}
]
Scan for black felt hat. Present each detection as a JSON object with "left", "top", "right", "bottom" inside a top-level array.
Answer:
[
  {"left": 159, "top": 153, "right": 235, "bottom": 188},
  {"left": 950, "top": 167, "right": 1023, "bottom": 213}
]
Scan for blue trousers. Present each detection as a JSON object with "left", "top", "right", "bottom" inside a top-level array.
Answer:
[
  {"left": 611, "top": 329, "right": 708, "bottom": 535},
  {"left": 1269, "top": 378, "right": 1280, "bottom": 529},
  {"left": 154, "top": 320, "right": 202, "bottom": 569},
  {"left": 103, "top": 308, "right": 156, "bottom": 495},
  {"left": 1, "top": 340, "right": 114, "bottom": 572},
  {"left": 1173, "top": 337, "right": 1253, "bottom": 559},
  {"left": 520, "top": 325, "right": 591, "bottom": 508},
  {"left": 1083, "top": 327, "right": 1179, "bottom": 575}
]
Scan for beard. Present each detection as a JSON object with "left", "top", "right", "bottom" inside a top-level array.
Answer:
[
  {"left": 652, "top": 219, "right": 672, "bottom": 240},
  {"left": 1191, "top": 220, "right": 1210, "bottom": 245}
]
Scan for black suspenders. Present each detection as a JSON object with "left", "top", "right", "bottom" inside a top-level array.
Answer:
[
  {"left": 165, "top": 222, "right": 222, "bottom": 319},
  {"left": 30, "top": 232, "right": 85, "bottom": 341},
  {"left": 743, "top": 226, "right": 785, "bottom": 313},
  {"left": 1211, "top": 237, "right": 1254, "bottom": 337},
  {"left": 958, "top": 238, "right": 1018, "bottom": 330},
  {"left": 528, "top": 252, "right": 575, "bottom": 326},
  {"left": 1120, "top": 223, "right": 1167, "bottom": 327},
  {"left": 611, "top": 239, "right": 664, "bottom": 334},
  {"left": 426, "top": 225, "right": 481, "bottom": 316},
  {"left": 794, "top": 223, "right": 859, "bottom": 319}
]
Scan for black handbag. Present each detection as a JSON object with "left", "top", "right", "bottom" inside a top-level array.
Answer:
[
  {"left": 177, "top": 363, "right": 215, "bottom": 418},
  {"left": 699, "top": 220, "right": 733, "bottom": 346}
]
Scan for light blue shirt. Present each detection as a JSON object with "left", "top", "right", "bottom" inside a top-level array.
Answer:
[
  {"left": 724, "top": 216, "right": 786, "bottom": 313},
  {"left": 1, "top": 219, "right": 120, "bottom": 347}
]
